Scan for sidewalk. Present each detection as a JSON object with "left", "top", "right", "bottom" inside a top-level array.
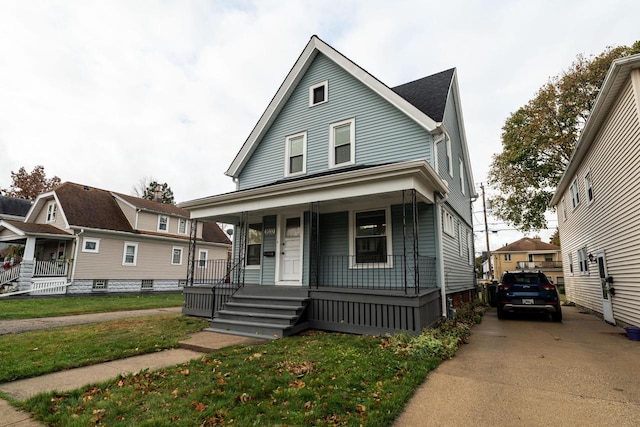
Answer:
[{"left": 0, "top": 309, "right": 265, "bottom": 426}]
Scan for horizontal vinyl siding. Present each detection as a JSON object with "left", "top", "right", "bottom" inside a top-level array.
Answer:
[
  {"left": 114, "top": 199, "right": 136, "bottom": 228},
  {"left": 558, "top": 77, "right": 640, "bottom": 326},
  {"left": 239, "top": 53, "right": 432, "bottom": 190},
  {"left": 441, "top": 206, "right": 475, "bottom": 294}
]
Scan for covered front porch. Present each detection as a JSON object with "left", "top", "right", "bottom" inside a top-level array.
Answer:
[
  {"left": 0, "top": 220, "right": 74, "bottom": 296},
  {"left": 181, "top": 160, "right": 450, "bottom": 336}
]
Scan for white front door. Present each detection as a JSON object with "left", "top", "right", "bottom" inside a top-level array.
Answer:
[
  {"left": 278, "top": 215, "right": 302, "bottom": 284},
  {"left": 597, "top": 251, "right": 615, "bottom": 325}
]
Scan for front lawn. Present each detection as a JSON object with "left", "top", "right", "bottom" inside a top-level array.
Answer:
[
  {"left": 0, "top": 314, "right": 209, "bottom": 383},
  {"left": 23, "top": 332, "right": 439, "bottom": 426},
  {"left": 0, "top": 293, "right": 184, "bottom": 320}
]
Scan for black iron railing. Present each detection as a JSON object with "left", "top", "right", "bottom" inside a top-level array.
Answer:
[{"left": 317, "top": 255, "right": 436, "bottom": 293}]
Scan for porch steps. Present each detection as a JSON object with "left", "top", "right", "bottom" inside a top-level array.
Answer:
[{"left": 206, "top": 286, "right": 309, "bottom": 340}]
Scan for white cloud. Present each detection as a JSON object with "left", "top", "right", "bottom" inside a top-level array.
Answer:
[{"left": 0, "top": 0, "right": 638, "bottom": 250}]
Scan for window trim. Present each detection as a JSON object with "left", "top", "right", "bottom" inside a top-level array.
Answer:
[
  {"left": 171, "top": 247, "right": 183, "bottom": 265},
  {"left": 569, "top": 178, "right": 580, "bottom": 209},
  {"left": 329, "top": 118, "right": 356, "bottom": 168},
  {"left": 504, "top": 253, "right": 512, "bottom": 261},
  {"left": 577, "top": 247, "right": 589, "bottom": 275},
  {"left": 446, "top": 137, "right": 453, "bottom": 177},
  {"left": 568, "top": 252, "right": 574, "bottom": 276},
  {"left": 443, "top": 210, "right": 455, "bottom": 236},
  {"left": 122, "top": 242, "right": 138, "bottom": 266},
  {"left": 198, "top": 249, "right": 208, "bottom": 269},
  {"left": 178, "top": 218, "right": 187, "bottom": 234},
  {"left": 309, "top": 80, "right": 328, "bottom": 107},
  {"left": 157, "top": 215, "right": 169, "bottom": 232},
  {"left": 459, "top": 158, "right": 465, "bottom": 195},
  {"left": 46, "top": 202, "right": 57, "bottom": 223},
  {"left": 284, "top": 131, "right": 307, "bottom": 177},
  {"left": 584, "top": 171, "right": 594, "bottom": 205},
  {"left": 246, "top": 223, "right": 263, "bottom": 268},
  {"left": 561, "top": 197, "right": 567, "bottom": 221},
  {"left": 82, "top": 237, "right": 100, "bottom": 253},
  {"left": 349, "top": 207, "right": 393, "bottom": 268}
]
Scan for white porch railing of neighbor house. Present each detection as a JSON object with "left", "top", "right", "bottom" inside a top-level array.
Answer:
[
  {"left": 30, "top": 278, "right": 69, "bottom": 295},
  {"left": 34, "top": 260, "right": 69, "bottom": 277},
  {"left": 1, "top": 264, "right": 21, "bottom": 286}
]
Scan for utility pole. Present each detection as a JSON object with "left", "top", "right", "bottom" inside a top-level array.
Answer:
[{"left": 480, "top": 183, "right": 493, "bottom": 280}]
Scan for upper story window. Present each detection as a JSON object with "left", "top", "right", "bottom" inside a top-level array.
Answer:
[
  {"left": 46, "top": 202, "right": 57, "bottom": 222},
  {"left": 247, "top": 223, "right": 262, "bottom": 266},
  {"left": 82, "top": 237, "right": 100, "bottom": 253},
  {"left": 504, "top": 254, "right": 512, "bottom": 261},
  {"left": 446, "top": 138, "right": 453, "bottom": 177},
  {"left": 309, "top": 80, "right": 328, "bottom": 106},
  {"left": 570, "top": 178, "right": 580, "bottom": 209},
  {"left": 458, "top": 223, "right": 464, "bottom": 257},
  {"left": 157, "top": 215, "right": 169, "bottom": 232},
  {"left": 568, "top": 252, "right": 574, "bottom": 275},
  {"left": 459, "top": 158, "right": 465, "bottom": 195},
  {"left": 198, "top": 249, "right": 208, "bottom": 268},
  {"left": 329, "top": 118, "right": 355, "bottom": 168},
  {"left": 352, "top": 208, "right": 391, "bottom": 266},
  {"left": 561, "top": 197, "right": 567, "bottom": 221},
  {"left": 285, "top": 132, "right": 307, "bottom": 176},
  {"left": 178, "top": 218, "right": 187, "bottom": 234},
  {"left": 584, "top": 172, "right": 594, "bottom": 204},
  {"left": 123, "top": 242, "right": 138, "bottom": 266},
  {"left": 443, "top": 210, "right": 454, "bottom": 236}
]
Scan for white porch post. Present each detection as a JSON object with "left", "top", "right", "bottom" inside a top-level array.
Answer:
[{"left": 23, "top": 236, "right": 37, "bottom": 261}]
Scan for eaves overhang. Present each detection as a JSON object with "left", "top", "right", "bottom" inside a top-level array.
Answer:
[{"left": 182, "top": 160, "right": 449, "bottom": 221}]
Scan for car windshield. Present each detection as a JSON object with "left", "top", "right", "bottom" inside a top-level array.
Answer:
[{"left": 502, "top": 273, "right": 549, "bottom": 285}]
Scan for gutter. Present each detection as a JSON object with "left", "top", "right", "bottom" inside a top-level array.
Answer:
[
  {"left": 70, "top": 229, "right": 84, "bottom": 285},
  {"left": 434, "top": 191, "right": 449, "bottom": 318}
]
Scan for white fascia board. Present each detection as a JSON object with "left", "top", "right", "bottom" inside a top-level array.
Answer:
[
  {"left": 448, "top": 71, "right": 477, "bottom": 198},
  {"left": 551, "top": 54, "right": 640, "bottom": 206},
  {"left": 225, "top": 36, "right": 439, "bottom": 178},
  {"left": 187, "top": 160, "right": 448, "bottom": 220},
  {"left": 24, "top": 190, "right": 55, "bottom": 222},
  {"left": 0, "top": 220, "right": 26, "bottom": 236},
  {"left": 53, "top": 191, "right": 71, "bottom": 230}
]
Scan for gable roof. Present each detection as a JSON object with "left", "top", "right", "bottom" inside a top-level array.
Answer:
[
  {"left": 551, "top": 53, "right": 640, "bottom": 206},
  {"left": 494, "top": 237, "right": 560, "bottom": 253},
  {"left": 226, "top": 35, "right": 451, "bottom": 178},
  {"left": 0, "top": 195, "right": 32, "bottom": 217},
  {"left": 1, "top": 219, "right": 73, "bottom": 237},
  {"left": 392, "top": 68, "right": 455, "bottom": 123}
]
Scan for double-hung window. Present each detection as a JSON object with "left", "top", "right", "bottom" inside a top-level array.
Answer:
[
  {"left": 584, "top": 172, "right": 594, "bottom": 204},
  {"left": 172, "top": 247, "right": 183, "bottom": 265},
  {"left": 178, "top": 218, "right": 187, "bottom": 234},
  {"left": 570, "top": 179, "right": 580, "bottom": 209},
  {"left": 352, "top": 209, "right": 391, "bottom": 265},
  {"left": 123, "top": 242, "right": 138, "bottom": 266},
  {"left": 198, "top": 249, "right": 207, "bottom": 268},
  {"left": 329, "top": 118, "right": 355, "bottom": 168},
  {"left": 443, "top": 210, "right": 454, "bottom": 236},
  {"left": 158, "top": 215, "right": 169, "bottom": 232},
  {"left": 577, "top": 247, "right": 589, "bottom": 274},
  {"left": 247, "top": 223, "right": 262, "bottom": 266},
  {"left": 285, "top": 132, "right": 306, "bottom": 176},
  {"left": 46, "top": 202, "right": 57, "bottom": 222}
]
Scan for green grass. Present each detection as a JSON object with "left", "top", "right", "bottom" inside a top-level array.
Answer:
[
  {"left": 22, "top": 332, "right": 440, "bottom": 426},
  {"left": 0, "top": 314, "right": 209, "bottom": 382},
  {"left": 0, "top": 293, "right": 184, "bottom": 320}
]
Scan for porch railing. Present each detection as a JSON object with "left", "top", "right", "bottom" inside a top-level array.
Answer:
[
  {"left": 184, "top": 258, "right": 244, "bottom": 318},
  {"left": 317, "top": 255, "right": 437, "bottom": 292},
  {"left": 34, "top": 260, "right": 69, "bottom": 277},
  {"left": 516, "top": 261, "right": 563, "bottom": 270},
  {"left": 1, "top": 264, "right": 21, "bottom": 286}
]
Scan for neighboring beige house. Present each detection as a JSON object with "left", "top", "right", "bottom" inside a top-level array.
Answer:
[
  {"left": 550, "top": 53, "right": 640, "bottom": 327},
  {"left": 491, "top": 237, "right": 563, "bottom": 286},
  {"left": 0, "top": 182, "right": 231, "bottom": 295}
]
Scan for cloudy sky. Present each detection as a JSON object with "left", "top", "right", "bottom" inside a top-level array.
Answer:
[{"left": 1, "top": 0, "right": 638, "bottom": 251}]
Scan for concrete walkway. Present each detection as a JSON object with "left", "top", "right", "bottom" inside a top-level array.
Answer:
[{"left": 394, "top": 306, "right": 640, "bottom": 426}]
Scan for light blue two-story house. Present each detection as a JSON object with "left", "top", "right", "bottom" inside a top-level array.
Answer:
[{"left": 181, "top": 36, "right": 476, "bottom": 339}]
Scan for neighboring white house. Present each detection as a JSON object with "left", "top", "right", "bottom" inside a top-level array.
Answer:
[
  {"left": 550, "top": 53, "right": 640, "bottom": 327},
  {"left": 0, "top": 182, "right": 231, "bottom": 295}
]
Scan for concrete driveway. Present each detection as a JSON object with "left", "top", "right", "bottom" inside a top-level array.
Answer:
[{"left": 394, "top": 305, "right": 640, "bottom": 426}]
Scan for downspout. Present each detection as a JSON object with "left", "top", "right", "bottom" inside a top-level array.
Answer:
[
  {"left": 70, "top": 229, "right": 84, "bottom": 285},
  {"left": 434, "top": 191, "right": 449, "bottom": 318}
]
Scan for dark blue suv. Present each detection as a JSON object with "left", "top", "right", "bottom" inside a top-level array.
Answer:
[{"left": 496, "top": 271, "right": 562, "bottom": 322}]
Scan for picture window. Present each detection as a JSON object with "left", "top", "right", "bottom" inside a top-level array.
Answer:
[{"left": 82, "top": 238, "right": 100, "bottom": 253}]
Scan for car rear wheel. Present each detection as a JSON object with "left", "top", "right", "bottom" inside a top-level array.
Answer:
[{"left": 551, "top": 306, "right": 563, "bottom": 322}]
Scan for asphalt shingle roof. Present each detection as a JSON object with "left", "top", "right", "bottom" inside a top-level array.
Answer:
[
  {"left": 494, "top": 237, "right": 560, "bottom": 253},
  {"left": 0, "top": 195, "right": 32, "bottom": 217},
  {"left": 392, "top": 68, "right": 455, "bottom": 123}
]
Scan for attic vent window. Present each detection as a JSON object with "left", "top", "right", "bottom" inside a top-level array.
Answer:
[{"left": 309, "top": 81, "right": 328, "bottom": 106}]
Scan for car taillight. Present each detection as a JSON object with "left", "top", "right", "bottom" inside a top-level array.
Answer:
[
  {"left": 498, "top": 284, "right": 511, "bottom": 291},
  {"left": 541, "top": 284, "right": 555, "bottom": 291}
]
